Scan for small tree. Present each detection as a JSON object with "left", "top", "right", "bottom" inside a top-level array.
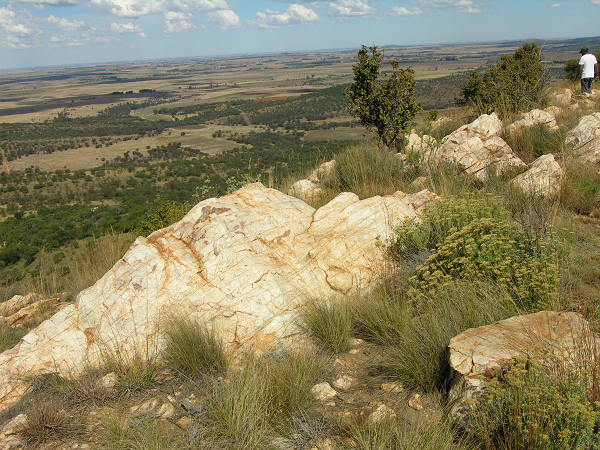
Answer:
[
  {"left": 457, "top": 42, "right": 550, "bottom": 116},
  {"left": 345, "top": 45, "right": 421, "bottom": 148}
]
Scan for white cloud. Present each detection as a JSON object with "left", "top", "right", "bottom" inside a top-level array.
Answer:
[
  {"left": 390, "top": 5, "right": 422, "bottom": 16},
  {"left": 10, "top": 0, "right": 79, "bottom": 5},
  {"left": 88, "top": 0, "right": 230, "bottom": 18},
  {"left": 109, "top": 21, "right": 143, "bottom": 33},
  {"left": 207, "top": 9, "right": 241, "bottom": 29},
  {"left": 163, "top": 19, "right": 196, "bottom": 32},
  {"left": 416, "top": 0, "right": 486, "bottom": 13},
  {"left": 46, "top": 14, "right": 85, "bottom": 30},
  {"left": 252, "top": 4, "right": 319, "bottom": 28},
  {"left": 327, "top": 0, "right": 376, "bottom": 18},
  {"left": 550, "top": 3, "right": 561, "bottom": 7},
  {"left": 164, "top": 11, "right": 187, "bottom": 20},
  {"left": 0, "top": 7, "right": 43, "bottom": 37}
]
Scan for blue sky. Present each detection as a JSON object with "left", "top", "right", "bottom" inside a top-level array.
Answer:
[{"left": 0, "top": 0, "right": 599, "bottom": 70}]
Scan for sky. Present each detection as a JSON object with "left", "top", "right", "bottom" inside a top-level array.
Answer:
[{"left": 0, "top": 0, "right": 600, "bottom": 70}]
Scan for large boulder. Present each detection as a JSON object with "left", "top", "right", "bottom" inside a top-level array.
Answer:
[
  {"left": 0, "top": 184, "right": 438, "bottom": 412},
  {"left": 510, "top": 153, "right": 563, "bottom": 198},
  {"left": 424, "top": 113, "right": 526, "bottom": 181},
  {"left": 505, "top": 108, "right": 558, "bottom": 135},
  {"left": 448, "top": 311, "right": 598, "bottom": 428},
  {"left": 565, "top": 112, "right": 600, "bottom": 163}
]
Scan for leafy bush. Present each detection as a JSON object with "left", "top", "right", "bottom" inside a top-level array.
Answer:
[
  {"left": 393, "top": 194, "right": 559, "bottom": 310},
  {"left": 473, "top": 358, "right": 600, "bottom": 450},
  {"left": 345, "top": 45, "right": 421, "bottom": 148},
  {"left": 135, "top": 198, "right": 187, "bottom": 237},
  {"left": 457, "top": 42, "right": 550, "bottom": 116}
]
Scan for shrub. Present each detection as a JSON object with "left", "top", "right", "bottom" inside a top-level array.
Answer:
[
  {"left": 162, "top": 314, "right": 228, "bottom": 380},
  {"left": 410, "top": 217, "right": 559, "bottom": 309},
  {"left": 345, "top": 45, "right": 421, "bottom": 148},
  {"left": 473, "top": 358, "right": 600, "bottom": 450},
  {"left": 135, "top": 198, "right": 187, "bottom": 237},
  {"left": 300, "top": 297, "right": 354, "bottom": 353},
  {"left": 20, "top": 400, "right": 85, "bottom": 447},
  {"left": 457, "top": 42, "right": 550, "bottom": 117}
]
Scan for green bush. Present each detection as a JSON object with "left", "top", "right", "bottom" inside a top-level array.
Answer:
[
  {"left": 457, "top": 42, "right": 550, "bottom": 116},
  {"left": 473, "top": 358, "right": 600, "bottom": 450},
  {"left": 135, "top": 199, "right": 187, "bottom": 237},
  {"left": 503, "top": 123, "right": 565, "bottom": 163}
]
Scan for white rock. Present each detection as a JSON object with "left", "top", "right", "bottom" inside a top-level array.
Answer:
[
  {"left": 100, "top": 372, "right": 118, "bottom": 390},
  {"left": 0, "top": 184, "right": 438, "bottom": 412},
  {"left": 311, "top": 382, "right": 337, "bottom": 401},
  {"left": 506, "top": 109, "right": 558, "bottom": 135},
  {"left": 367, "top": 404, "right": 396, "bottom": 424},
  {"left": 332, "top": 375, "right": 358, "bottom": 391},
  {"left": 0, "top": 414, "right": 27, "bottom": 436},
  {"left": 408, "top": 393, "right": 423, "bottom": 411},
  {"left": 424, "top": 113, "right": 525, "bottom": 181},
  {"left": 511, "top": 154, "right": 563, "bottom": 198},
  {"left": 565, "top": 112, "right": 600, "bottom": 163},
  {"left": 381, "top": 381, "right": 403, "bottom": 394}
]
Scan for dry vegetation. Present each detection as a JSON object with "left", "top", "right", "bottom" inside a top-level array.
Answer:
[{"left": 2, "top": 38, "right": 600, "bottom": 449}]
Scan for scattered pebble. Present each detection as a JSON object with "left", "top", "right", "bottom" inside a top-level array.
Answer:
[{"left": 409, "top": 393, "right": 423, "bottom": 411}]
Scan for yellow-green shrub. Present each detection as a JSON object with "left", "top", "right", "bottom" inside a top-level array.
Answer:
[{"left": 473, "top": 358, "right": 600, "bottom": 450}]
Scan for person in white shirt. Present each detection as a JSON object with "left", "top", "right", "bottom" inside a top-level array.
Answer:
[{"left": 578, "top": 46, "right": 599, "bottom": 94}]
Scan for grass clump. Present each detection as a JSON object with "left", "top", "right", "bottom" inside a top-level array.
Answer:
[
  {"left": 265, "top": 348, "right": 329, "bottom": 417},
  {"left": 100, "top": 414, "right": 186, "bottom": 450},
  {"left": 20, "top": 400, "right": 86, "bottom": 447},
  {"left": 0, "top": 321, "right": 27, "bottom": 352},
  {"left": 347, "top": 416, "right": 474, "bottom": 450},
  {"left": 504, "top": 123, "right": 565, "bottom": 163},
  {"left": 162, "top": 314, "right": 228, "bottom": 380},
  {"left": 473, "top": 358, "right": 600, "bottom": 450},
  {"left": 300, "top": 297, "right": 353, "bottom": 353},
  {"left": 561, "top": 160, "right": 600, "bottom": 217},
  {"left": 323, "top": 142, "right": 417, "bottom": 201},
  {"left": 100, "top": 348, "right": 159, "bottom": 392},
  {"left": 385, "top": 282, "right": 518, "bottom": 393},
  {"left": 204, "top": 358, "right": 273, "bottom": 450}
]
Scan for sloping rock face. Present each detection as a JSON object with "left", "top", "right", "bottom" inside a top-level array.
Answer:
[
  {"left": 0, "top": 184, "right": 438, "bottom": 412},
  {"left": 405, "top": 133, "right": 437, "bottom": 154},
  {"left": 565, "top": 112, "right": 600, "bottom": 163},
  {"left": 424, "top": 113, "right": 525, "bottom": 180},
  {"left": 551, "top": 88, "right": 573, "bottom": 106},
  {"left": 448, "top": 311, "right": 598, "bottom": 427},
  {"left": 511, "top": 154, "right": 563, "bottom": 198},
  {"left": 505, "top": 108, "right": 558, "bottom": 135}
]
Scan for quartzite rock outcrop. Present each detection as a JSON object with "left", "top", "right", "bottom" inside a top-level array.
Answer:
[
  {"left": 0, "top": 183, "right": 438, "bottom": 412},
  {"left": 565, "top": 112, "right": 600, "bottom": 163},
  {"left": 511, "top": 153, "right": 563, "bottom": 198},
  {"left": 505, "top": 108, "right": 559, "bottom": 135},
  {"left": 448, "top": 311, "right": 599, "bottom": 427},
  {"left": 423, "top": 113, "right": 526, "bottom": 180}
]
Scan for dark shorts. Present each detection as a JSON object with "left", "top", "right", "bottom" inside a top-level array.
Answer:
[{"left": 582, "top": 77, "right": 594, "bottom": 94}]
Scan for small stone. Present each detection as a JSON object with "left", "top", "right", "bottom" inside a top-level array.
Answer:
[
  {"left": 270, "top": 437, "right": 295, "bottom": 450},
  {"left": 348, "top": 349, "right": 361, "bottom": 355},
  {"left": 176, "top": 417, "right": 192, "bottom": 429},
  {"left": 156, "top": 402, "right": 176, "bottom": 418},
  {"left": 100, "top": 372, "right": 118, "bottom": 390},
  {"left": 311, "top": 382, "right": 337, "bottom": 401},
  {"left": 1, "top": 414, "right": 27, "bottom": 436},
  {"left": 381, "top": 381, "right": 404, "bottom": 394},
  {"left": 180, "top": 398, "right": 203, "bottom": 414},
  {"left": 333, "top": 359, "right": 344, "bottom": 367},
  {"left": 408, "top": 393, "right": 423, "bottom": 411},
  {"left": 166, "top": 395, "right": 176, "bottom": 404},
  {"left": 367, "top": 404, "right": 396, "bottom": 424},
  {"left": 348, "top": 338, "right": 364, "bottom": 348},
  {"left": 332, "top": 375, "right": 358, "bottom": 391},
  {"left": 307, "top": 437, "right": 336, "bottom": 450},
  {"left": 129, "top": 398, "right": 159, "bottom": 416}
]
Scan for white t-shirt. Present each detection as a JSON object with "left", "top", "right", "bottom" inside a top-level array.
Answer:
[{"left": 579, "top": 53, "right": 598, "bottom": 78}]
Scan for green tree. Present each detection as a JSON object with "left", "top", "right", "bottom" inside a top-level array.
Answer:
[
  {"left": 457, "top": 42, "right": 550, "bottom": 116},
  {"left": 344, "top": 45, "right": 421, "bottom": 148}
]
